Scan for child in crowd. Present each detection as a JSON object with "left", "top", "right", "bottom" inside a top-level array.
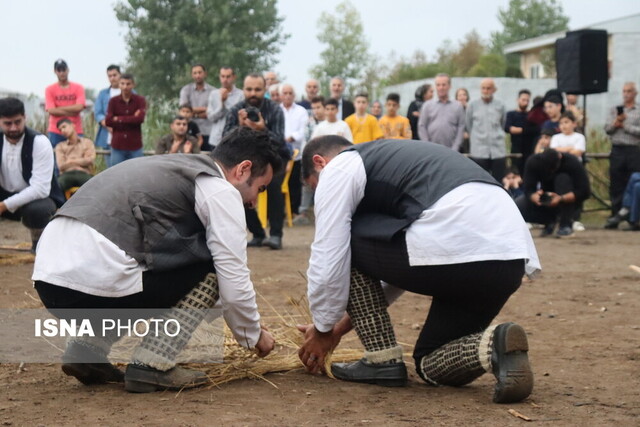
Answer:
[
  {"left": 310, "top": 98, "right": 353, "bottom": 142},
  {"left": 344, "top": 93, "right": 383, "bottom": 144},
  {"left": 542, "top": 96, "right": 563, "bottom": 134},
  {"left": 178, "top": 104, "right": 203, "bottom": 149},
  {"left": 534, "top": 128, "right": 555, "bottom": 154},
  {"left": 378, "top": 93, "right": 412, "bottom": 139},
  {"left": 550, "top": 111, "right": 585, "bottom": 160},
  {"left": 502, "top": 166, "right": 524, "bottom": 199}
]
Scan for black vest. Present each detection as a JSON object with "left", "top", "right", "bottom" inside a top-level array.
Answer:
[
  {"left": 347, "top": 140, "right": 501, "bottom": 241},
  {"left": 57, "top": 154, "right": 223, "bottom": 271},
  {"left": 0, "top": 128, "right": 65, "bottom": 207}
]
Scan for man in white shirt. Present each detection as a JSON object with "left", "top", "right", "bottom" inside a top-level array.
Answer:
[
  {"left": 297, "top": 136, "right": 539, "bottom": 404},
  {"left": 311, "top": 98, "right": 353, "bottom": 142},
  {"left": 32, "top": 127, "right": 280, "bottom": 392},
  {"left": 206, "top": 66, "right": 244, "bottom": 148},
  {"left": 280, "top": 83, "right": 308, "bottom": 216},
  {"left": 0, "top": 98, "right": 63, "bottom": 252}
]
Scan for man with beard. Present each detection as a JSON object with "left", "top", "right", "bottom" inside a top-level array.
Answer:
[
  {"left": 207, "top": 66, "right": 244, "bottom": 148},
  {"left": 223, "top": 73, "right": 290, "bottom": 249},
  {"left": 0, "top": 98, "right": 64, "bottom": 252},
  {"left": 330, "top": 77, "right": 355, "bottom": 120},
  {"left": 155, "top": 116, "right": 200, "bottom": 154},
  {"left": 298, "top": 79, "right": 320, "bottom": 112},
  {"left": 179, "top": 64, "right": 214, "bottom": 150}
]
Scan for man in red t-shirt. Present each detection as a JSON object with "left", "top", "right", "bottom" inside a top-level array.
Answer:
[{"left": 45, "top": 59, "right": 85, "bottom": 147}]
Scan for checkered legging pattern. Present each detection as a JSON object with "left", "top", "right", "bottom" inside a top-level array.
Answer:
[
  {"left": 418, "top": 332, "right": 486, "bottom": 386},
  {"left": 347, "top": 268, "right": 398, "bottom": 353},
  {"left": 133, "top": 273, "right": 220, "bottom": 369}
]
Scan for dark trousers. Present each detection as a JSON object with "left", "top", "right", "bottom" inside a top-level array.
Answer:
[
  {"left": 350, "top": 233, "right": 523, "bottom": 365},
  {"left": 470, "top": 157, "right": 505, "bottom": 182},
  {"left": 515, "top": 172, "right": 580, "bottom": 228},
  {"left": 35, "top": 261, "right": 214, "bottom": 310},
  {"left": 201, "top": 135, "right": 213, "bottom": 152},
  {"left": 609, "top": 145, "right": 640, "bottom": 215},
  {"left": 289, "top": 160, "right": 302, "bottom": 215},
  {"left": 246, "top": 172, "right": 285, "bottom": 238},
  {"left": 57, "top": 170, "right": 93, "bottom": 193},
  {"left": 0, "top": 187, "right": 56, "bottom": 229}
]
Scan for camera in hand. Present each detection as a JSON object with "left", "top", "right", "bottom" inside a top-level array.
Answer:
[
  {"left": 539, "top": 192, "right": 553, "bottom": 206},
  {"left": 616, "top": 105, "right": 624, "bottom": 116},
  {"left": 245, "top": 106, "right": 261, "bottom": 122}
]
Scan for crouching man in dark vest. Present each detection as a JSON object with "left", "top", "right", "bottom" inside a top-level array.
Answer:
[
  {"left": 0, "top": 98, "right": 64, "bottom": 252},
  {"left": 32, "top": 127, "right": 281, "bottom": 392},
  {"left": 297, "top": 137, "right": 540, "bottom": 403}
]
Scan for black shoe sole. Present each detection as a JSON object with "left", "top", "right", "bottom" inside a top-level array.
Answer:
[
  {"left": 492, "top": 323, "right": 533, "bottom": 403},
  {"left": 331, "top": 362, "right": 408, "bottom": 387},
  {"left": 62, "top": 363, "right": 124, "bottom": 385}
]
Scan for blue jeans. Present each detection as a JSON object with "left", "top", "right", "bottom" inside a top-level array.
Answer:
[
  {"left": 622, "top": 172, "right": 640, "bottom": 223},
  {"left": 110, "top": 148, "right": 144, "bottom": 167}
]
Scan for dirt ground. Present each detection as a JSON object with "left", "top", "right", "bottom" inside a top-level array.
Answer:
[{"left": 0, "top": 217, "right": 638, "bottom": 426}]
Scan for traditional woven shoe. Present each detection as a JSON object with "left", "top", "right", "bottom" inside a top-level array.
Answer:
[
  {"left": 61, "top": 342, "right": 124, "bottom": 385},
  {"left": 124, "top": 364, "right": 209, "bottom": 393},
  {"left": 331, "top": 358, "right": 407, "bottom": 387},
  {"left": 491, "top": 323, "right": 533, "bottom": 403}
]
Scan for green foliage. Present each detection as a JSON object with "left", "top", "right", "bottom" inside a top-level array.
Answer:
[
  {"left": 490, "top": 0, "right": 569, "bottom": 53},
  {"left": 467, "top": 53, "right": 507, "bottom": 77},
  {"left": 309, "top": 0, "right": 370, "bottom": 96},
  {"left": 386, "top": 30, "right": 491, "bottom": 85},
  {"left": 114, "top": 0, "right": 288, "bottom": 99},
  {"left": 539, "top": 47, "right": 557, "bottom": 78},
  {"left": 584, "top": 128, "right": 612, "bottom": 211}
]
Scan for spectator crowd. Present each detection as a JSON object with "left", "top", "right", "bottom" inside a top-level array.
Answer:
[{"left": 1, "top": 58, "right": 639, "bottom": 253}]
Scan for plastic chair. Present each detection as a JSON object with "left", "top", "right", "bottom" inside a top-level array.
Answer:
[{"left": 258, "top": 150, "right": 298, "bottom": 228}]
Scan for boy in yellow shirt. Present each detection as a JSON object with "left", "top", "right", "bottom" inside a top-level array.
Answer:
[
  {"left": 379, "top": 93, "right": 412, "bottom": 139},
  {"left": 344, "top": 93, "right": 383, "bottom": 144}
]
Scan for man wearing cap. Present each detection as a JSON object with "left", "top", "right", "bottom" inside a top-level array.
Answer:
[{"left": 45, "top": 60, "right": 86, "bottom": 147}]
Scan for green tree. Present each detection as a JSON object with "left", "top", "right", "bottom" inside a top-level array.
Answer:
[
  {"left": 309, "top": 1, "right": 370, "bottom": 96},
  {"left": 114, "top": 0, "right": 288, "bottom": 99},
  {"left": 467, "top": 54, "right": 507, "bottom": 77},
  {"left": 490, "top": 0, "right": 569, "bottom": 76},
  {"left": 451, "top": 30, "right": 486, "bottom": 76}
]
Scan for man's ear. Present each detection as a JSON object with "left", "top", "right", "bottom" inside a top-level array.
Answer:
[
  {"left": 312, "top": 154, "right": 326, "bottom": 171},
  {"left": 231, "top": 160, "right": 253, "bottom": 181}
]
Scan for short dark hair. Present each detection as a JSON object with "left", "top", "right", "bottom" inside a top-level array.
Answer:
[
  {"left": 191, "top": 63, "right": 206, "bottom": 72},
  {"left": 301, "top": 135, "right": 352, "bottom": 179},
  {"left": 324, "top": 98, "right": 339, "bottom": 108},
  {"left": 56, "top": 118, "right": 73, "bottom": 129},
  {"left": 172, "top": 115, "right": 187, "bottom": 124},
  {"left": 120, "top": 73, "right": 135, "bottom": 82},
  {"left": 537, "top": 148, "right": 561, "bottom": 177},
  {"left": 355, "top": 93, "right": 368, "bottom": 100},
  {"left": 518, "top": 89, "right": 531, "bottom": 97},
  {"left": 212, "top": 127, "right": 283, "bottom": 177},
  {"left": 179, "top": 104, "right": 192, "bottom": 111},
  {"left": 310, "top": 96, "right": 325, "bottom": 105},
  {"left": 0, "top": 98, "right": 25, "bottom": 118},
  {"left": 107, "top": 64, "right": 121, "bottom": 73},
  {"left": 540, "top": 128, "right": 555, "bottom": 137},
  {"left": 245, "top": 73, "right": 266, "bottom": 86},
  {"left": 560, "top": 111, "right": 576, "bottom": 122},
  {"left": 386, "top": 93, "right": 400, "bottom": 104},
  {"left": 220, "top": 66, "right": 235, "bottom": 75},
  {"left": 545, "top": 95, "right": 562, "bottom": 105}
]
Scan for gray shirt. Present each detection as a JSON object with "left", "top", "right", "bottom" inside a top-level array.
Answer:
[
  {"left": 417, "top": 98, "right": 466, "bottom": 151},
  {"left": 466, "top": 98, "right": 506, "bottom": 159},
  {"left": 206, "top": 86, "right": 244, "bottom": 147},
  {"left": 179, "top": 82, "right": 215, "bottom": 135},
  {"left": 604, "top": 103, "right": 640, "bottom": 147}
]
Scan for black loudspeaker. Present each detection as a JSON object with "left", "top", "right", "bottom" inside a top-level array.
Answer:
[{"left": 556, "top": 29, "right": 608, "bottom": 95}]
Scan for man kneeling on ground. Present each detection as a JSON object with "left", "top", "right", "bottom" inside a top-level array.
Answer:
[
  {"left": 297, "top": 137, "right": 539, "bottom": 403},
  {"left": 32, "top": 127, "right": 281, "bottom": 392}
]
